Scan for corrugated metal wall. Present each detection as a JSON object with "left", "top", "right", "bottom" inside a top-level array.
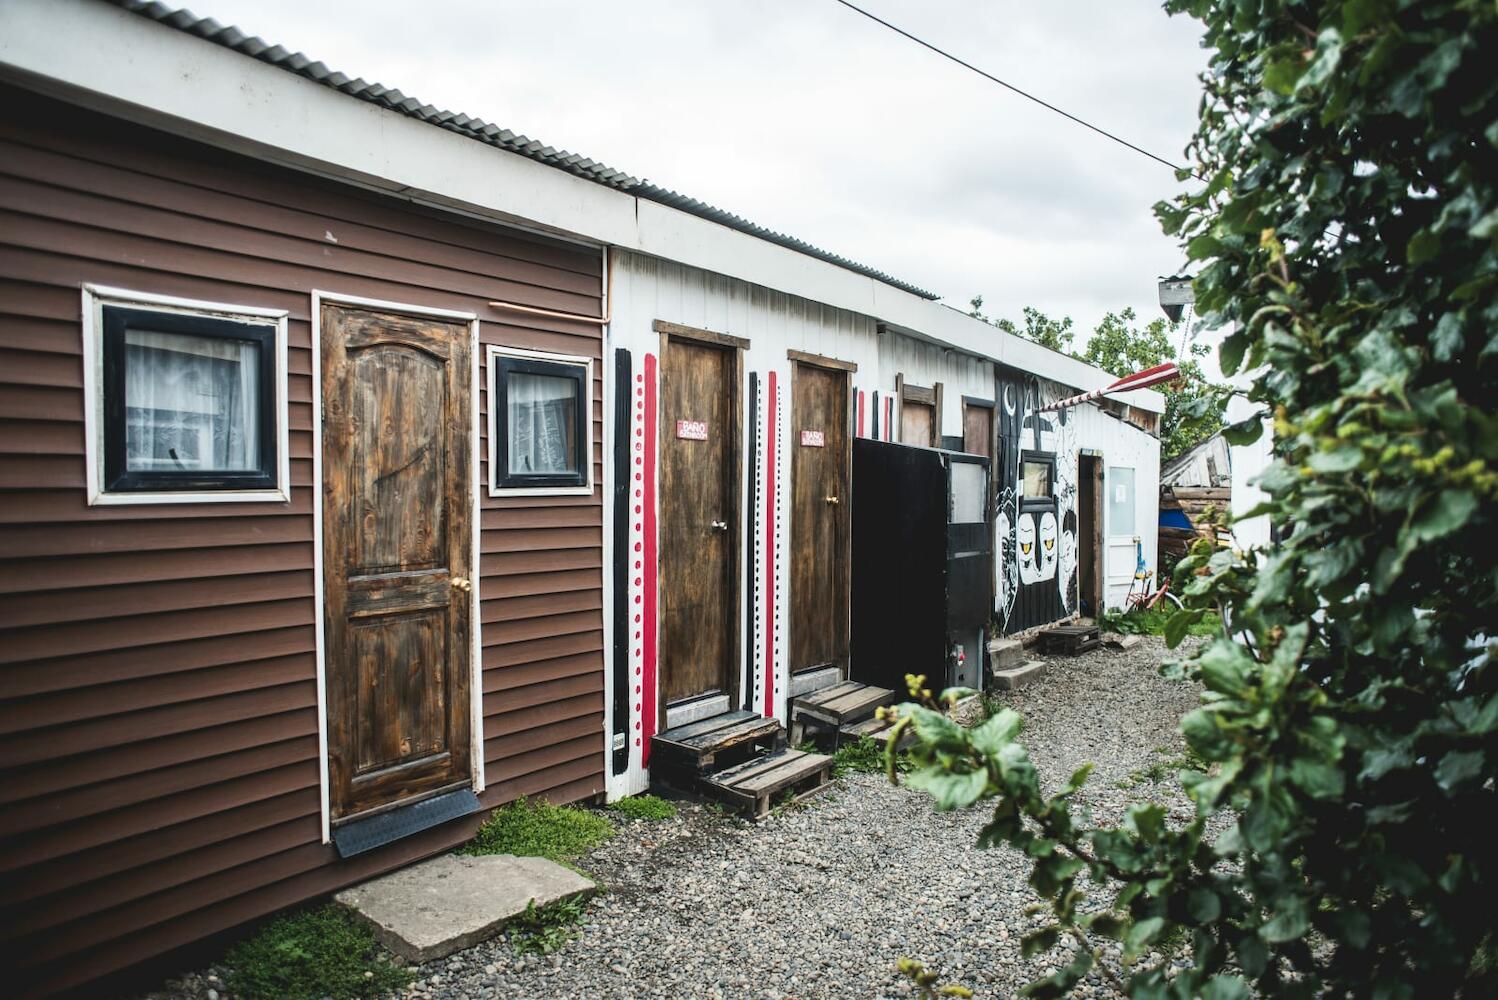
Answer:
[{"left": 0, "top": 89, "right": 605, "bottom": 995}]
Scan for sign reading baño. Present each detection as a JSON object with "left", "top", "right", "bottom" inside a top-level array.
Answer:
[
  {"left": 800, "top": 430, "right": 825, "bottom": 447},
  {"left": 676, "top": 420, "right": 708, "bottom": 441}
]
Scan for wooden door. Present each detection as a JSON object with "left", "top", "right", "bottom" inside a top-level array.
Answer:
[
  {"left": 658, "top": 336, "right": 739, "bottom": 706},
  {"left": 321, "top": 302, "right": 473, "bottom": 822},
  {"left": 901, "top": 401, "right": 935, "bottom": 446},
  {"left": 791, "top": 362, "right": 851, "bottom": 673},
  {"left": 1078, "top": 455, "right": 1104, "bottom": 616},
  {"left": 963, "top": 402, "right": 993, "bottom": 459}
]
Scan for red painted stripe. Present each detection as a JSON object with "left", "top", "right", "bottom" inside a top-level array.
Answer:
[
  {"left": 763, "top": 371, "right": 778, "bottom": 718},
  {"left": 641, "top": 353, "right": 659, "bottom": 763},
  {"left": 857, "top": 390, "right": 865, "bottom": 437}
]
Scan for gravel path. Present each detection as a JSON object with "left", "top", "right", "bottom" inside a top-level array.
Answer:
[{"left": 152, "top": 636, "right": 1203, "bottom": 1000}]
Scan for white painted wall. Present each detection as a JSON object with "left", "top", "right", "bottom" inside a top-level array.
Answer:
[
  {"left": 1071, "top": 406, "right": 1162, "bottom": 610},
  {"left": 604, "top": 251, "right": 877, "bottom": 800},
  {"left": 875, "top": 331, "right": 995, "bottom": 441}
]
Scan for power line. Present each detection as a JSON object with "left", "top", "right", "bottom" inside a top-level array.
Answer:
[{"left": 831, "top": 0, "right": 1203, "bottom": 182}]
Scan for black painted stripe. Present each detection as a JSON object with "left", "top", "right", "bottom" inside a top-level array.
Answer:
[{"left": 611, "top": 347, "right": 632, "bottom": 774}]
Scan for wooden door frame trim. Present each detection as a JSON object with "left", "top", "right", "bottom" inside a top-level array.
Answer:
[
  {"left": 787, "top": 348, "right": 857, "bottom": 372},
  {"left": 310, "top": 290, "right": 484, "bottom": 845},
  {"left": 790, "top": 359, "right": 854, "bottom": 676},
  {"left": 656, "top": 330, "right": 745, "bottom": 721},
  {"left": 654, "top": 318, "right": 750, "bottom": 351}
]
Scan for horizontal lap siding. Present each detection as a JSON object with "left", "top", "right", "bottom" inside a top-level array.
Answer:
[{"left": 0, "top": 91, "right": 605, "bottom": 996}]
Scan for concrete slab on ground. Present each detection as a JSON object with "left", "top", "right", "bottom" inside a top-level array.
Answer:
[
  {"left": 335, "top": 852, "right": 595, "bottom": 963},
  {"left": 991, "top": 659, "right": 1049, "bottom": 691}
]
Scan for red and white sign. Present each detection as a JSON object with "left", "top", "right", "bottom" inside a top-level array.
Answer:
[
  {"left": 800, "top": 429, "right": 825, "bottom": 448},
  {"left": 675, "top": 419, "right": 708, "bottom": 441}
]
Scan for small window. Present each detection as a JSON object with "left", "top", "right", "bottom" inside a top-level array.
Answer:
[
  {"left": 1021, "top": 453, "right": 1055, "bottom": 504},
  {"left": 488, "top": 346, "right": 592, "bottom": 495},
  {"left": 84, "top": 287, "right": 289, "bottom": 504},
  {"left": 1109, "top": 466, "right": 1137, "bottom": 536}
]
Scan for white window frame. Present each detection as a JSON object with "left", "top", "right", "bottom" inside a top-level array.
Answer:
[
  {"left": 80, "top": 284, "right": 291, "bottom": 506},
  {"left": 485, "top": 344, "right": 594, "bottom": 497}
]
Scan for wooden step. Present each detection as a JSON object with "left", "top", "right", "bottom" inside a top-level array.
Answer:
[
  {"left": 791, "top": 681, "right": 895, "bottom": 728},
  {"left": 651, "top": 710, "right": 785, "bottom": 778},
  {"left": 1039, "top": 624, "right": 1101, "bottom": 656},
  {"left": 701, "top": 748, "right": 834, "bottom": 819},
  {"left": 839, "top": 714, "right": 916, "bottom": 751}
]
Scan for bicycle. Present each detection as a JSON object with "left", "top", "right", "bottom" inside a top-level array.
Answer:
[{"left": 1124, "top": 535, "right": 1182, "bottom": 612}]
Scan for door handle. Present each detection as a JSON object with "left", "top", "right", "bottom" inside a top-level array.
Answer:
[
  {"left": 709, "top": 520, "right": 729, "bottom": 531},
  {"left": 451, "top": 577, "right": 472, "bottom": 593},
  {"left": 824, "top": 496, "right": 840, "bottom": 505}
]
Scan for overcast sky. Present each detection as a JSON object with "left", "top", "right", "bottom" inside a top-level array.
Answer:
[{"left": 196, "top": 0, "right": 1209, "bottom": 345}]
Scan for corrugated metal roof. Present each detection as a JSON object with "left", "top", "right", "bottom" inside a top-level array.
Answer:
[{"left": 108, "top": 0, "right": 938, "bottom": 300}]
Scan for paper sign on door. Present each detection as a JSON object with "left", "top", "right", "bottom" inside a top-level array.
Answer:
[
  {"left": 676, "top": 420, "right": 708, "bottom": 440},
  {"left": 800, "top": 430, "right": 825, "bottom": 447}
]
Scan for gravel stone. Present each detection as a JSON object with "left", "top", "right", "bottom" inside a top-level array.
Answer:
[{"left": 142, "top": 637, "right": 1199, "bottom": 1000}]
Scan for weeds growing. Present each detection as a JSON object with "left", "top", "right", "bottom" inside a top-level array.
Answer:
[
  {"left": 461, "top": 797, "right": 614, "bottom": 866},
  {"left": 507, "top": 896, "right": 590, "bottom": 956},
  {"left": 607, "top": 793, "right": 677, "bottom": 821},
  {"left": 224, "top": 905, "right": 412, "bottom": 1000}
]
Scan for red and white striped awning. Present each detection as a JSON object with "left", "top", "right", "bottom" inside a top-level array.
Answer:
[{"left": 1035, "top": 362, "right": 1180, "bottom": 412}]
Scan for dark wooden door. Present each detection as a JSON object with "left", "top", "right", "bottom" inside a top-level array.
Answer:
[
  {"left": 1078, "top": 455, "right": 1104, "bottom": 615},
  {"left": 321, "top": 302, "right": 473, "bottom": 822},
  {"left": 963, "top": 403, "right": 993, "bottom": 460},
  {"left": 902, "top": 400, "right": 935, "bottom": 446},
  {"left": 658, "top": 336, "right": 739, "bottom": 706},
  {"left": 791, "top": 362, "right": 851, "bottom": 673}
]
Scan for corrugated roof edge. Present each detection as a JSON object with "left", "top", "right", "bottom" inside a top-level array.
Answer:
[{"left": 109, "top": 0, "right": 939, "bottom": 300}]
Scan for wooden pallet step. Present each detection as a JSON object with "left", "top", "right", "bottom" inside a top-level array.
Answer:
[
  {"left": 702, "top": 749, "right": 834, "bottom": 819},
  {"left": 651, "top": 710, "right": 784, "bottom": 774},
  {"left": 792, "top": 682, "right": 895, "bottom": 726},
  {"left": 840, "top": 715, "right": 916, "bottom": 750}
]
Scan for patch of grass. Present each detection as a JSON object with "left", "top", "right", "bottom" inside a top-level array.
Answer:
[
  {"left": 831, "top": 736, "right": 912, "bottom": 777},
  {"left": 1100, "top": 606, "right": 1222, "bottom": 638},
  {"left": 461, "top": 797, "right": 614, "bottom": 865},
  {"left": 1115, "top": 745, "right": 1211, "bottom": 789},
  {"left": 224, "top": 905, "right": 412, "bottom": 1000},
  {"left": 607, "top": 793, "right": 677, "bottom": 821},
  {"left": 507, "top": 896, "right": 590, "bottom": 956}
]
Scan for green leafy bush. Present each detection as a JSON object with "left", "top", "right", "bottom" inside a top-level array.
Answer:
[
  {"left": 607, "top": 793, "right": 678, "bottom": 820},
  {"left": 1098, "top": 606, "right": 1220, "bottom": 638},
  {"left": 461, "top": 797, "right": 614, "bottom": 865},
  {"left": 224, "top": 905, "right": 411, "bottom": 1000},
  {"left": 896, "top": 2, "right": 1497, "bottom": 996}
]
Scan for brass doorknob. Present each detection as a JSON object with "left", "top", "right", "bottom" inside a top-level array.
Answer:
[
  {"left": 824, "top": 495, "right": 840, "bottom": 505},
  {"left": 452, "top": 577, "right": 472, "bottom": 593}
]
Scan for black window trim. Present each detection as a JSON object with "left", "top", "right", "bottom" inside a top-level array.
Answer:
[
  {"left": 491, "top": 352, "right": 590, "bottom": 492},
  {"left": 1020, "top": 449, "right": 1057, "bottom": 510},
  {"left": 101, "top": 304, "right": 279, "bottom": 494}
]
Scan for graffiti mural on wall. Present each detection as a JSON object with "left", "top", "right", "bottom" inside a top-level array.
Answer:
[{"left": 995, "top": 373, "right": 1080, "bottom": 633}]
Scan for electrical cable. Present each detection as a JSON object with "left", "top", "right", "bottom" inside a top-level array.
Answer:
[{"left": 831, "top": 0, "right": 1204, "bottom": 182}]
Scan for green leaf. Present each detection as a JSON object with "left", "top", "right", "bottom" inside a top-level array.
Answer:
[
  {"left": 1289, "top": 757, "right": 1344, "bottom": 799},
  {"left": 905, "top": 705, "right": 966, "bottom": 749},
  {"left": 1307, "top": 446, "right": 1364, "bottom": 473},
  {"left": 1197, "top": 640, "right": 1255, "bottom": 698},
  {"left": 1201, "top": 974, "right": 1252, "bottom": 1000},
  {"left": 1125, "top": 916, "right": 1166, "bottom": 956},
  {"left": 1162, "top": 607, "right": 1206, "bottom": 648},
  {"left": 1434, "top": 750, "right": 1484, "bottom": 792},
  {"left": 1260, "top": 895, "right": 1309, "bottom": 943},
  {"left": 1221, "top": 414, "right": 1264, "bottom": 446},
  {"left": 906, "top": 766, "right": 988, "bottom": 811},
  {"left": 1409, "top": 490, "right": 1478, "bottom": 543},
  {"left": 1020, "top": 925, "right": 1060, "bottom": 958},
  {"left": 1406, "top": 228, "right": 1441, "bottom": 265},
  {"left": 969, "top": 709, "right": 1023, "bottom": 756},
  {"left": 1218, "top": 331, "right": 1248, "bottom": 376}
]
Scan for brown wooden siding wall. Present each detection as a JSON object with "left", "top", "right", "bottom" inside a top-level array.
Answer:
[{"left": 0, "top": 90, "right": 606, "bottom": 995}]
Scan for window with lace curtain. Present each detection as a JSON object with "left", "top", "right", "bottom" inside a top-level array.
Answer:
[
  {"left": 487, "top": 345, "right": 591, "bottom": 495},
  {"left": 84, "top": 288, "right": 289, "bottom": 504}
]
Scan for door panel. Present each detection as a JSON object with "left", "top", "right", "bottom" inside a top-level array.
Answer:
[
  {"left": 322, "top": 303, "right": 473, "bottom": 822},
  {"left": 658, "top": 337, "right": 738, "bottom": 705},
  {"left": 963, "top": 403, "right": 993, "bottom": 460},
  {"left": 791, "top": 362, "right": 850, "bottom": 673},
  {"left": 902, "top": 401, "right": 934, "bottom": 446}
]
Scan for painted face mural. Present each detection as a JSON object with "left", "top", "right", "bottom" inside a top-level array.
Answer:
[
  {"left": 1038, "top": 511, "right": 1058, "bottom": 581},
  {"left": 1017, "top": 513, "right": 1039, "bottom": 585}
]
